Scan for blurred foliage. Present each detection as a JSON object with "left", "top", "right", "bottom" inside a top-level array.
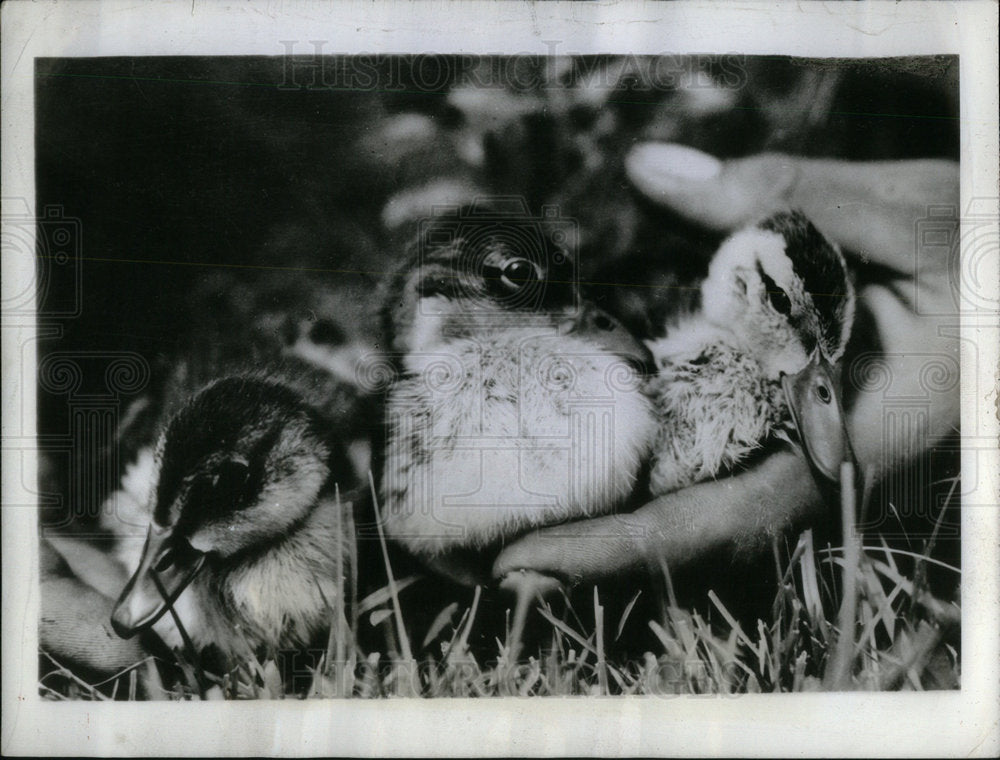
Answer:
[{"left": 35, "top": 53, "right": 958, "bottom": 356}]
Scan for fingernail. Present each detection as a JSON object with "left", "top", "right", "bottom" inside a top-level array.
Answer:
[{"left": 627, "top": 143, "right": 723, "bottom": 184}]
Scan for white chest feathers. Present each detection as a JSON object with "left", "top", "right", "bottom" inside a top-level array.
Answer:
[
  {"left": 382, "top": 329, "right": 658, "bottom": 555},
  {"left": 644, "top": 320, "right": 788, "bottom": 496}
]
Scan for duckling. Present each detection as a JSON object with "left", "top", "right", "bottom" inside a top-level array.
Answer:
[
  {"left": 377, "top": 207, "right": 659, "bottom": 562},
  {"left": 98, "top": 265, "right": 376, "bottom": 669},
  {"left": 644, "top": 209, "right": 856, "bottom": 496},
  {"left": 107, "top": 371, "right": 357, "bottom": 662}
]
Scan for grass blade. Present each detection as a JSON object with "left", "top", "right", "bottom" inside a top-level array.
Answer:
[
  {"left": 367, "top": 471, "right": 414, "bottom": 664},
  {"left": 824, "top": 462, "right": 861, "bottom": 691},
  {"left": 594, "top": 586, "right": 608, "bottom": 695},
  {"left": 614, "top": 590, "right": 642, "bottom": 643}
]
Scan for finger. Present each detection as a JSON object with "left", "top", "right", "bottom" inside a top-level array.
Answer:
[
  {"left": 493, "top": 450, "right": 823, "bottom": 583},
  {"left": 40, "top": 576, "right": 151, "bottom": 674},
  {"left": 45, "top": 535, "right": 129, "bottom": 600},
  {"left": 845, "top": 288, "right": 961, "bottom": 472},
  {"left": 626, "top": 143, "right": 959, "bottom": 276},
  {"left": 625, "top": 144, "right": 799, "bottom": 232}
]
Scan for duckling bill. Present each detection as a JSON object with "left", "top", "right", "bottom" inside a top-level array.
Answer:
[{"left": 782, "top": 347, "right": 855, "bottom": 484}]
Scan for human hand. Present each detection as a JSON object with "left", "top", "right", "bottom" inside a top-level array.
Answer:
[
  {"left": 40, "top": 537, "right": 155, "bottom": 682},
  {"left": 493, "top": 143, "right": 961, "bottom": 584}
]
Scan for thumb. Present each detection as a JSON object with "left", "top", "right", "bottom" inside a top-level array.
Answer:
[
  {"left": 626, "top": 143, "right": 959, "bottom": 276},
  {"left": 625, "top": 143, "right": 799, "bottom": 232}
]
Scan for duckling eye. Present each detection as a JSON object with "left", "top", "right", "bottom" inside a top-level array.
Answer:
[
  {"left": 759, "top": 269, "right": 793, "bottom": 317},
  {"left": 814, "top": 381, "right": 833, "bottom": 405},
  {"left": 209, "top": 459, "right": 252, "bottom": 507},
  {"left": 499, "top": 258, "right": 541, "bottom": 292},
  {"left": 769, "top": 288, "right": 793, "bottom": 317}
]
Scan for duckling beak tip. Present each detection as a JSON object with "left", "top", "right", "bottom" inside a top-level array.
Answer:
[
  {"left": 111, "top": 524, "right": 206, "bottom": 638},
  {"left": 566, "top": 304, "right": 654, "bottom": 376},
  {"left": 781, "top": 351, "right": 855, "bottom": 484}
]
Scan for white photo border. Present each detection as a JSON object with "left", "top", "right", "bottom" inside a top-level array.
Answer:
[{"left": 3, "top": 0, "right": 998, "bottom": 756}]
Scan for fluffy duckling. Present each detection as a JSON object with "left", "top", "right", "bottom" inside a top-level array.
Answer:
[
  {"left": 108, "top": 373, "right": 355, "bottom": 662},
  {"left": 378, "top": 208, "right": 658, "bottom": 561},
  {"left": 644, "top": 210, "right": 856, "bottom": 495}
]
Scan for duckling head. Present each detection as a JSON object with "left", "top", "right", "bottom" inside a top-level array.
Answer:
[
  {"left": 383, "top": 209, "right": 653, "bottom": 371},
  {"left": 700, "top": 210, "right": 856, "bottom": 481},
  {"left": 111, "top": 376, "right": 344, "bottom": 639},
  {"left": 701, "top": 210, "right": 854, "bottom": 377}
]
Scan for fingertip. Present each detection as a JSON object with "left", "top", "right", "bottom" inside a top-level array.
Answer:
[
  {"left": 492, "top": 538, "right": 541, "bottom": 580},
  {"left": 492, "top": 532, "right": 575, "bottom": 582},
  {"left": 626, "top": 146, "right": 805, "bottom": 231},
  {"left": 498, "top": 569, "right": 563, "bottom": 597},
  {"left": 492, "top": 527, "right": 638, "bottom": 584},
  {"left": 625, "top": 142, "right": 745, "bottom": 230},
  {"left": 625, "top": 142, "right": 724, "bottom": 193}
]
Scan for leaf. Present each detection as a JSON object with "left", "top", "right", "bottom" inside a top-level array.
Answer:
[
  {"left": 369, "top": 609, "right": 393, "bottom": 627},
  {"left": 422, "top": 602, "right": 459, "bottom": 650},
  {"left": 614, "top": 590, "right": 642, "bottom": 642},
  {"left": 708, "top": 590, "right": 752, "bottom": 648},
  {"left": 535, "top": 607, "right": 596, "bottom": 656},
  {"left": 357, "top": 575, "right": 422, "bottom": 615},
  {"left": 261, "top": 660, "right": 283, "bottom": 699}
]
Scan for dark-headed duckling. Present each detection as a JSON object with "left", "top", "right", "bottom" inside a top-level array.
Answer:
[{"left": 108, "top": 373, "right": 355, "bottom": 661}]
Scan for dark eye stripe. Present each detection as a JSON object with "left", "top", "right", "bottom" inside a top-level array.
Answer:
[
  {"left": 416, "top": 272, "right": 459, "bottom": 298},
  {"left": 756, "top": 264, "right": 793, "bottom": 317},
  {"left": 760, "top": 211, "right": 848, "bottom": 338}
]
